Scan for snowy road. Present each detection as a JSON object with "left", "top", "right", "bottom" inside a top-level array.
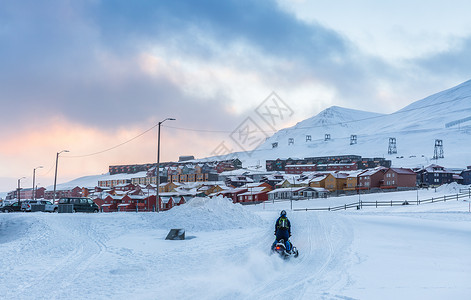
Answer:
[{"left": 1, "top": 195, "right": 471, "bottom": 299}]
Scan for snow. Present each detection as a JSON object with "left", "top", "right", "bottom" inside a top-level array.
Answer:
[
  {"left": 1, "top": 187, "right": 471, "bottom": 299},
  {"left": 209, "top": 79, "right": 471, "bottom": 171}
]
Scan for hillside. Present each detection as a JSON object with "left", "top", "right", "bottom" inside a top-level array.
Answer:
[{"left": 233, "top": 79, "right": 471, "bottom": 169}]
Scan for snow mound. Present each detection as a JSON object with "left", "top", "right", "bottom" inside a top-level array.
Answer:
[
  {"left": 153, "top": 196, "right": 265, "bottom": 232},
  {"left": 435, "top": 182, "right": 470, "bottom": 194}
]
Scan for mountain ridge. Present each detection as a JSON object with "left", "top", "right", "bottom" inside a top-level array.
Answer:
[{"left": 238, "top": 79, "right": 471, "bottom": 169}]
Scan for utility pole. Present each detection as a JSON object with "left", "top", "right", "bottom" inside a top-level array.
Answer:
[
  {"left": 32, "top": 166, "right": 43, "bottom": 201},
  {"left": 17, "top": 177, "right": 26, "bottom": 207},
  {"left": 156, "top": 118, "right": 175, "bottom": 212},
  {"left": 53, "top": 150, "right": 69, "bottom": 203}
]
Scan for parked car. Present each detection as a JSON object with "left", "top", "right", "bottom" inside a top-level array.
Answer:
[
  {"left": 19, "top": 200, "right": 58, "bottom": 212},
  {"left": 58, "top": 197, "right": 99, "bottom": 213},
  {"left": 41, "top": 200, "right": 58, "bottom": 212},
  {"left": 21, "top": 200, "right": 40, "bottom": 212},
  {"left": 1, "top": 202, "right": 22, "bottom": 213}
]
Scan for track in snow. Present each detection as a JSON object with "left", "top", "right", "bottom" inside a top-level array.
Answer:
[{"left": 241, "top": 211, "right": 355, "bottom": 300}]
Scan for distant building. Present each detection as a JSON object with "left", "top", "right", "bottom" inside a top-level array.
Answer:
[
  {"left": 416, "top": 164, "right": 454, "bottom": 187},
  {"left": 225, "top": 175, "right": 254, "bottom": 188},
  {"left": 461, "top": 167, "right": 471, "bottom": 185},
  {"left": 98, "top": 178, "right": 132, "bottom": 188},
  {"left": 44, "top": 186, "right": 82, "bottom": 200},
  {"left": 108, "top": 164, "right": 154, "bottom": 175},
  {"left": 382, "top": 168, "right": 417, "bottom": 189},
  {"left": 267, "top": 155, "right": 390, "bottom": 172},
  {"left": 179, "top": 155, "right": 195, "bottom": 162}
]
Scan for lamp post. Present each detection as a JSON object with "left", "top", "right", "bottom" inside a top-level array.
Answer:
[
  {"left": 17, "top": 176, "right": 26, "bottom": 207},
  {"left": 32, "top": 166, "right": 43, "bottom": 201},
  {"left": 53, "top": 150, "right": 69, "bottom": 204},
  {"left": 156, "top": 118, "right": 175, "bottom": 212}
]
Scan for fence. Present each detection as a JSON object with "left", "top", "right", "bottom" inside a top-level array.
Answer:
[{"left": 293, "top": 188, "right": 471, "bottom": 212}]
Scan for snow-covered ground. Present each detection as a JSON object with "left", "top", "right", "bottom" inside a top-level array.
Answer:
[{"left": 1, "top": 185, "right": 470, "bottom": 299}]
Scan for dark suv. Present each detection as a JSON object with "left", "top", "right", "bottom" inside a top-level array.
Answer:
[
  {"left": 1, "top": 202, "right": 22, "bottom": 213},
  {"left": 58, "top": 197, "right": 99, "bottom": 213}
]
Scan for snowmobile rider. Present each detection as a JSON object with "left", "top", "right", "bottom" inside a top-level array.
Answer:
[{"left": 272, "top": 210, "right": 292, "bottom": 251}]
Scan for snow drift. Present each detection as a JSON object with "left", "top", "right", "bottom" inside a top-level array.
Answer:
[{"left": 151, "top": 196, "right": 266, "bottom": 231}]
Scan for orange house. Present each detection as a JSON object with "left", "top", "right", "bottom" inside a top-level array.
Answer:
[
  {"left": 309, "top": 175, "right": 327, "bottom": 189},
  {"left": 345, "top": 170, "right": 367, "bottom": 191},
  {"left": 323, "top": 173, "right": 348, "bottom": 192},
  {"left": 159, "top": 182, "right": 182, "bottom": 193}
]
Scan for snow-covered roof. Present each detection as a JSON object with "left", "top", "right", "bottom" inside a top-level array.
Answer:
[
  {"left": 389, "top": 168, "right": 416, "bottom": 175},
  {"left": 309, "top": 175, "right": 327, "bottom": 182},
  {"left": 360, "top": 167, "right": 387, "bottom": 176},
  {"left": 238, "top": 187, "right": 268, "bottom": 196}
]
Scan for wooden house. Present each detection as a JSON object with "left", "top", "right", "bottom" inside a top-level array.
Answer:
[{"left": 381, "top": 168, "right": 417, "bottom": 189}]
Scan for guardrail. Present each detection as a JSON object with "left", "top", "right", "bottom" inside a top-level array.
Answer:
[{"left": 293, "top": 188, "right": 471, "bottom": 212}]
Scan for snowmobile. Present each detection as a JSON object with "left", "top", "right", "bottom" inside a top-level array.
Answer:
[{"left": 272, "top": 239, "right": 299, "bottom": 259}]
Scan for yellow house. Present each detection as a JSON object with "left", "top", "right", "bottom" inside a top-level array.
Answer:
[
  {"left": 345, "top": 170, "right": 366, "bottom": 191},
  {"left": 204, "top": 184, "right": 224, "bottom": 196},
  {"left": 275, "top": 179, "right": 293, "bottom": 189},
  {"left": 158, "top": 182, "right": 182, "bottom": 193},
  {"left": 309, "top": 175, "right": 327, "bottom": 188},
  {"left": 324, "top": 173, "right": 348, "bottom": 192}
]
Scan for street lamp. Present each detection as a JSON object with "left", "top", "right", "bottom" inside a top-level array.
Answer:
[
  {"left": 17, "top": 176, "right": 26, "bottom": 207},
  {"left": 156, "top": 118, "right": 175, "bottom": 212},
  {"left": 32, "top": 166, "right": 43, "bottom": 200},
  {"left": 53, "top": 150, "right": 69, "bottom": 203}
]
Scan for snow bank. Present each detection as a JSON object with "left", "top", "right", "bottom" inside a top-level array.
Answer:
[
  {"left": 153, "top": 196, "right": 265, "bottom": 232},
  {"left": 434, "top": 182, "right": 470, "bottom": 194}
]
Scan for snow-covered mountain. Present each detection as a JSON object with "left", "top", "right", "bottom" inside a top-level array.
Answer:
[{"left": 237, "top": 79, "right": 471, "bottom": 169}]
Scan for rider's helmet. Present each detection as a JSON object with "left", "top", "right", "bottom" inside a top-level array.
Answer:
[{"left": 280, "top": 210, "right": 287, "bottom": 217}]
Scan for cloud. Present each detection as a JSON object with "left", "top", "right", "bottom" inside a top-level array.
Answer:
[
  {"left": 415, "top": 36, "right": 471, "bottom": 77},
  {"left": 0, "top": 0, "right": 358, "bottom": 131}
]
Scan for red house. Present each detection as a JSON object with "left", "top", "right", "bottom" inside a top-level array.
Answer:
[
  {"left": 358, "top": 167, "right": 387, "bottom": 190},
  {"left": 95, "top": 194, "right": 158, "bottom": 212},
  {"left": 285, "top": 164, "right": 317, "bottom": 174},
  {"left": 161, "top": 197, "right": 174, "bottom": 211},
  {"left": 381, "top": 168, "right": 416, "bottom": 189},
  {"left": 236, "top": 187, "right": 270, "bottom": 203},
  {"left": 95, "top": 195, "right": 119, "bottom": 212}
]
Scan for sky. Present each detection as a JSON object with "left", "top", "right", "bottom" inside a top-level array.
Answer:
[{"left": 1, "top": 0, "right": 471, "bottom": 193}]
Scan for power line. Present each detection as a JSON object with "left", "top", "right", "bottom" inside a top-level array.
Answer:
[{"left": 63, "top": 123, "right": 159, "bottom": 158}]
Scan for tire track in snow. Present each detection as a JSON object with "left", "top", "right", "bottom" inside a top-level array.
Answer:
[
  {"left": 243, "top": 212, "right": 352, "bottom": 300},
  {"left": 48, "top": 217, "right": 108, "bottom": 299},
  {"left": 11, "top": 215, "right": 108, "bottom": 299}
]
